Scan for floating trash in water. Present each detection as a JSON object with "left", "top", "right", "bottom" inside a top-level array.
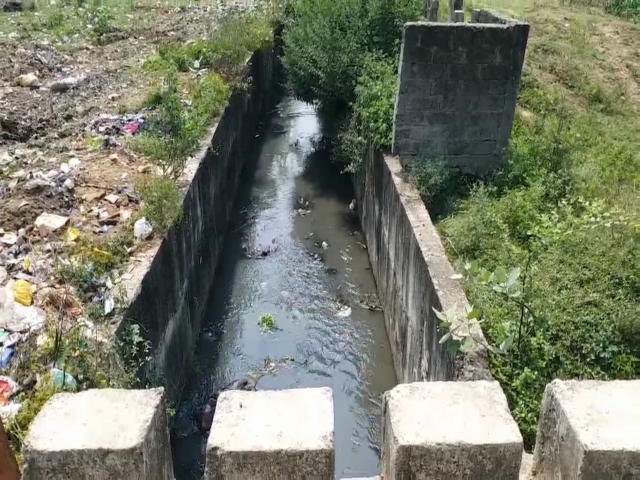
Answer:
[{"left": 336, "top": 306, "right": 352, "bottom": 318}]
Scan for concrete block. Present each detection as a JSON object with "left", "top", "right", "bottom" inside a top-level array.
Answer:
[
  {"left": 23, "top": 388, "right": 173, "bottom": 480},
  {"left": 382, "top": 381, "right": 523, "bottom": 478},
  {"left": 205, "top": 387, "right": 334, "bottom": 479},
  {"left": 531, "top": 379, "right": 640, "bottom": 479}
]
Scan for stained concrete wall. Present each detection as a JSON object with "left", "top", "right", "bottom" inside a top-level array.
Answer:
[
  {"left": 354, "top": 145, "right": 491, "bottom": 383},
  {"left": 119, "top": 42, "right": 281, "bottom": 403},
  {"left": 391, "top": 12, "right": 529, "bottom": 174}
]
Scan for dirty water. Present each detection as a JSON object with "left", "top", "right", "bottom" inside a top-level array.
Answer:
[{"left": 171, "top": 98, "right": 397, "bottom": 479}]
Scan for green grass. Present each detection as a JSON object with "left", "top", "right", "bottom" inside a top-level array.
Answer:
[
  {"left": 433, "top": 0, "right": 640, "bottom": 449},
  {"left": 132, "top": 11, "right": 273, "bottom": 178}
]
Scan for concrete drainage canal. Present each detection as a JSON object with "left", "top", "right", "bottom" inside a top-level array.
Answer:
[{"left": 171, "top": 97, "right": 397, "bottom": 479}]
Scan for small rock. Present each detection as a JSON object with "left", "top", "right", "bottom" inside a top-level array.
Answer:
[
  {"left": 9, "top": 169, "right": 26, "bottom": 179},
  {"left": 108, "top": 93, "right": 120, "bottom": 101},
  {"left": 34, "top": 213, "right": 69, "bottom": 234},
  {"left": 14, "top": 73, "right": 39, "bottom": 88},
  {"left": 49, "top": 76, "right": 85, "bottom": 93},
  {"left": 68, "top": 157, "right": 81, "bottom": 170},
  {"left": 349, "top": 199, "right": 357, "bottom": 211},
  {"left": 63, "top": 178, "right": 74, "bottom": 190},
  {"left": 0, "top": 152, "right": 12, "bottom": 166},
  {"left": 104, "top": 194, "right": 120, "bottom": 205},
  {"left": 133, "top": 218, "right": 153, "bottom": 240},
  {"left": 109, "top": 154, "right": 119, "bottom": 162},
  {"left": 0, "top": 234, "right": 17, "bottom": 246},
  {"left": 2, "top": 0, "right": 23, "bottom": 12},
  {"left": 321, "top": 241, "right": 329, "bottom": 250},
  {"left": 44, "top": 170, "right": 59, "bottom": 180},
  {"left": 23, "top": 178, "right": 51, "bottom": 192},
  {"left": 137, "top": 165, "right": 152, "bottom": 173},
  {"left": 83, "top": 190, "right": 105, "bottom": 203}
]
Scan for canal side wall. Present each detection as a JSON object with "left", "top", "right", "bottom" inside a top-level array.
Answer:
[
  {"left": 119, "top": 44, "right": 280, "bottom": 404},
  {"left": 354, "top": 145, "right": 491, "bottom": 383}
]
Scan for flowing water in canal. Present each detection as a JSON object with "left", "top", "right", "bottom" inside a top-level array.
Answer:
[{"left": 172, "top": 97, "right": 397, "bottom": 479}]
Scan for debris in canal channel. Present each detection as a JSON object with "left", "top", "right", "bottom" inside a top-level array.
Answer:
[
  {"left": 242, "top": 238, "right": 278, "bottom": 259},
  {"left": 258, "top": 313, "right": 278, "bottom": 333}
]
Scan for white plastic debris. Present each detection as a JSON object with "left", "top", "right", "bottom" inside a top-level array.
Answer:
[
  {"left": 34, "top": 212, "right": 69, "bottom": 234},
  {"left": 0, "top": 284, "right": 46, "bottom": 332},
  {"left": 68, "top": 157, "right": 81, "bottom": 170},
  {"left": 133, "top": 217, "right": 153, "bottom": 240},
  {"left": 336, "top": 306, "right": 352, "bottom": 318}
]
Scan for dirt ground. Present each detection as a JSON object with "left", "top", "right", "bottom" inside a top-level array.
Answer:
[{"left": 0, "top": 3, "right": 222, "bottom": 245}]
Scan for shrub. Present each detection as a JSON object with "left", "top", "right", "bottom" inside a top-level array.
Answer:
[
  {"left": 282, "top": 0, "right": 420, "bottom": 112},
  {"left": 136, "top": 175, "right": 183, "bottom": 232},
  {"left": 438, "top": 80, "right": 639, "bottom": 448},
  {"left": 282, "top": 0, "right": 366, "bottom": 111},
  {"left": 605, "top": 0, "right": 640, "bottom": 20},
  {"left": 337, "top": 53, "right": 398, "bottom": 170}
]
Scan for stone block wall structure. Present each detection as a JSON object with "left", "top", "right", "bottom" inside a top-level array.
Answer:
[
  {"left": 531, "top": 379, "right": 640, "bottom": 479},
  {"left": 205, "top": 387, "right": 335, "bottom": 479},
  {"left": 391, "top": 11, "right": 529, "bottom": 175},
  {"left": 22, "top": 388, "right": 173, "bottom": 480},
  {"left": 382, "top": 381, "right": 523, "bottom": 478}
]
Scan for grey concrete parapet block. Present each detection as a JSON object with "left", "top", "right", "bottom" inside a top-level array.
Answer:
[
  {"left": 531, "top": 379, "right": 640, "bottom": 479},
  {"left": 22, "top": 388, "right": 173, "bottom": 480},
  {"left": 205, "top": 387, "right": 335, "bottom": 479},
  {"left": 382, "top": 381, "right": 523, "bottom": 478}
]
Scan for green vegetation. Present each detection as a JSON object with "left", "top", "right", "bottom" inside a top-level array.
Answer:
[
  {"left": 282, "top": 0, "right": 421, "bottom": 134},
  {"left": 282, "top": 0, "right": 639, "bottom": 449},
  {"left": 258, "top": 313, "right": 278, "bottom": 332},
  {"left": 134, "top": 11, "right": 273, "bottom": 182},
  {"left": 437, "top": 2, "right": 640, "bottom": 447},
  {"left": 136, "top": 175, "right": 183, "bottom": 231}
]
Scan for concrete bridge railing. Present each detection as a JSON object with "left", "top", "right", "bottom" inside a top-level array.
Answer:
[{"left": 20, "top": 380, "right": 640, "bottom": 479}]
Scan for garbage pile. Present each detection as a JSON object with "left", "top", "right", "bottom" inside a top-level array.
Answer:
[{"left": 86, "top": 107, "right": 153, "bottom": 149}]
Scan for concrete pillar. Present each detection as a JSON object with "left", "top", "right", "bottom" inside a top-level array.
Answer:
[
  {"left": 392, "top": 18, "right": 530, "bottom": 175},
  {"left": 205, "top": 387, "right": 334, "bottom": 479},
  {"left": 23, "top": 388, "right": 173, "bottom": 480},
  {"left": 382, "top": 381, "right": 523, "bottom": 478},
  {"left": 453, "top": 10, "right": 465, "bottom": 22},
  {"left": 531, "top": 379, "right": 640, "bottom": 479}
]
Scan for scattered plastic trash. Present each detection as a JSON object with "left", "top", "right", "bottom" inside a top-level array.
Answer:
[
  {"left": 0, "top": 345, "right": 15, "bottom": 367},
  {"left": 0, "top": 402, "right": 22, "bottom": 421},
  {"left": 50, "top": 368, "right": 77, "bottom": 390},
  {"left": 336, "top": 306, "right": 352, "bottom": 318},
  {"left": 86, "top": 107, "right": 153, "bottom": 137},
  {"left": 12, "top": 279, "right": 32, "bottom": 306},
  {"left": 133, "top": 218, "right": 153, "bottom": 240},
  {"left": 0, "top": 376, "right": 18, "bottom": 406},
  {"left": 242, "top": 238, "right": 278, "bottom": 259}
]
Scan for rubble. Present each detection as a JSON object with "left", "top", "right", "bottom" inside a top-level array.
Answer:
[{"left": 34, "top": 213, "right": 70, "bottom": 234}]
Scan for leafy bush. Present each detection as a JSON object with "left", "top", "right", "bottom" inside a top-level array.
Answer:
[
  {"left": 605, "top": 0, "right": 640, "bottom": 20},
  {"left": 136, "top": 175, "right": 183, "bottom": 231},
  {"left": 282, "top": 0, "right": 365, "bottom": 111},
  {"left": 338, "top": 53, "right": 398, "bottom": 170},
  {"left": 136, "top": 11, "right": 272, "bottom": 179},
  {"left": 282, "top": 0, "right": 420, "bottom": 112},
  {"left": 438, "top": 80, "right": 639, "bottom": 448}
]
